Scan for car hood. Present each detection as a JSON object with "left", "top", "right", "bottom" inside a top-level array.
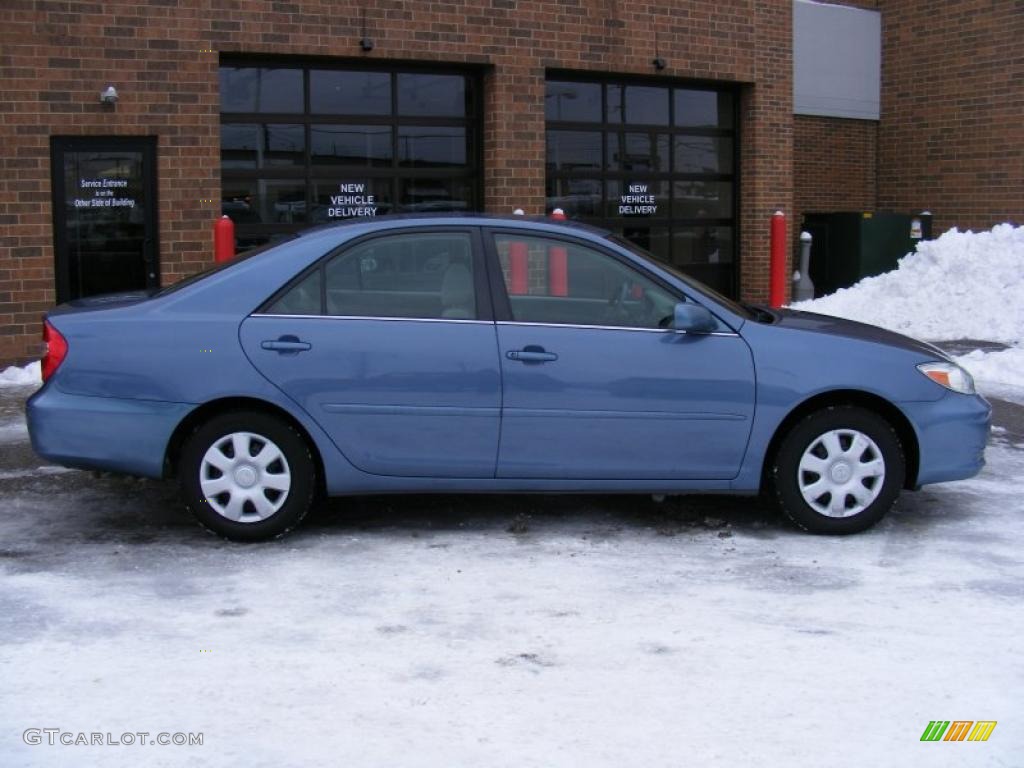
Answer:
[{"left": 770, "top": 308, "right": 951, "bottom": 361}]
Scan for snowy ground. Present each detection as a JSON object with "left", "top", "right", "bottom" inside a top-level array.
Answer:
[{"left": 1, "top": 379, "right": 1022, "bottom": 766}]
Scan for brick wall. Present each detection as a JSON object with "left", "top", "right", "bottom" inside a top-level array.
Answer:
[
  {"left": 793, "top": 115, "right": 877, "bottom": 235},
  {"left": 877, "top": 0, "right": 1023, "bottom": 233},
  {"left": 0, "top": 0, "right": 794, "bottom": 366}
]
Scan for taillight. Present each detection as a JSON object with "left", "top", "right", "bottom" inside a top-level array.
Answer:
[{"left": 41, "top": 320, "right": 68, "bottom": 382}]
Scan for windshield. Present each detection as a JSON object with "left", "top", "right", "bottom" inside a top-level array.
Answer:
[
  {"left": 606, "top": 234, "right": 754, "bottom": 320},
  {"left": 155, "top": 236, "right": 297, "bottom": 297}
]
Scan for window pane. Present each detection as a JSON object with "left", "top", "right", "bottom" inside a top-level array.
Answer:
[
  {"left": 324, "top": 232, "right": 475, "bottom": 319},
  {"left": 608, "top": 132, "right": 669, "bottom": 172},
  {"left": 397, "top": 73, "right": 466, "bottom": 117},
  {"left": 607, "top": 180, "right": 667, "bottom": 218},
  {"left": 673, "top": 226, "right": 734, "bottom": 264},
  {"left": 221, "top": 124, "right": 260, "bottom": 170},
  {"left": 672, "top": 180, "right": 733, "bottom": 219},
  {"left": 310, "top": 178, "right": 392, "bottom": 224},
  {"left": 607, "top": 85, "right": 623, "bottom": 123},
  {"left": 673, "top": 135, "right": 733, "bottom": 174},
  {"left": 268, "top": 269, "right": 322, "bottom": 315},
  {"left": 623, "top": 86, "right": 669, "bottom": 125},
  {"left": 546, "top": 177, "right": 601, "bottom": 217},
  {"left": 546, "top": 130, "right": 602, "bottom": 173},
  {"left": 620, "top": 226, "right": 671, "bottom": 263},
  {"left": 674, "top": 89, "right": 734, "bottom": 129},
  {"left": 398, "top": 126, "right": 467, "bottom": 167},
  {"left": 311, "top": 125, "right": 392, "bottom": 167},
  {"left": 221, "top": 124, "right": 304, "bottom": 169},
  {"left": 493, "top": 234, "right": 676, "bottom": 329},
  {"left": 222, "top": 180, "right": 307, "bottom": 224},
  {"left": 545, "top": 81, "right": 602, "bottom": 122},
  {"left": 397, "top": 177, "right": 473, "bottom": 213},
  {"left": 310, "top": 70, "right": 391, "bottom": 115},
  {"left": 219, "top": 67, "right": 303, "bottom": 113}
]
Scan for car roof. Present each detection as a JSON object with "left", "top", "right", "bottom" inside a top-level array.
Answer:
[{"left": 297, "top": 212, "right": 612, "bottom": 239}]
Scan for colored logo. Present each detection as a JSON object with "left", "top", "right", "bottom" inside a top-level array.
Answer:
[{"left": 920, "top": 721, "right": 997, "bottom": 742}]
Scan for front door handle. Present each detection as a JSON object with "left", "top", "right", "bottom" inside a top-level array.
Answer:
[
  {"left": 261, "top": 336, "right": 311, "bottom": 353},
  {"left": 506, "top": 347, "right": 558, "bottom": 363}
]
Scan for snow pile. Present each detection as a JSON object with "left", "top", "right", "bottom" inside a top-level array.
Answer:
[
  {"left": 0, "top": 361, "right": 41, "bottom": 388},
  {"left": 791, "top": 223, "right": 1024, "bottom": 344}
]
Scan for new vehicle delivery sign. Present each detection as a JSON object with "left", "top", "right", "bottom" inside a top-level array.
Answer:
[
  {"left": 328, "top": 183, "right": 377, "bottom": 218},
  {"left": 619, "top": 183, "right": 657, "bottom": 216}
]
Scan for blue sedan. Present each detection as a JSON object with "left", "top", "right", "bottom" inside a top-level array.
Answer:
[{"left": 27, "top": 216, "right": 991, "bottom": 540}]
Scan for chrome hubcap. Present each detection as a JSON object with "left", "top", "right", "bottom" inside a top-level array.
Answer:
[
  {"left": 200, "top": 432, "right": 291, "bottom": 523},
  {"left": 798, "top": 429, "right": 885, "bottom": 518}
]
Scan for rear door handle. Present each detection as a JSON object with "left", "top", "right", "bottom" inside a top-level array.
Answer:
[
  {"left": 506, "top": 348, "right": 558, "bottom": 363},
  {"left": 261, "top": 337, "right": 311, "bottom": 353}
]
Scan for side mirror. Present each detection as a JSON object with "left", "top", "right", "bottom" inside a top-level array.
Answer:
[{"left": 672, "top": 302, "right": 717, "bottom": 333}]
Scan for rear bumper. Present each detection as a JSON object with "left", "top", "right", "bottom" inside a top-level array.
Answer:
[
  {"left": 902, "top": 392, "right": 991, "bottom": 486},
  {"left": 27, "top": 384, "right": 194, "bottom": 478}
]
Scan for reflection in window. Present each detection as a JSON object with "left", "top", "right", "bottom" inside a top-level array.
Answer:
[
  {"left": 493, "top": 234, "right": 677, "bottom": 329},
  {"left": 397, "top": 73, "right": 466, "bottom": 117},
  {"left": 323, "top": 233, "right": 476, "bottom": 319},
  {"left": 268, "top": 270, "right": 322, "bottom": 315},
  {"left": 219, "top": 68, "right": 303, "bottom": 113},
  {"left": 398, "top": 126, "right": 467, "bottom": 167},
  {"left": 623, "top": 86, "right": 669, "bottom": 125},
  {"left": 673, "top": 135, "right": 733, "bottom": 174},
  {"left": 546, "top": 177, "right": 602, "bottom": 218},
  {"left": 672, "top": 181, "right": 733, "bottom": 219},
  {"left": 221, "top": 181, "right": 307, "bottom": 225},
  {"left": 673, "top": 227, "right": 734, "bottom": 265},
  {"left": 545, "top": 81, "right": 602, "bottom": 122},
  {"left": 675, "top": 89, "right": 734, "bottom": 129},
  {"left": 310, "top": 70, "right": 390, "bottom": 115},
  {"left": 311, "top": 125, "right": 391, "bottom": 166},
  {"left": 398, "top": 178, "right": 472, "bottom": 213},
  {"left": 546, "top": 130, "right": 602, "bottom": 172},
  {"left": 613, "top": 132, "right": 670, "bottom": 172},
  {"left": 222, "top": 124, "right": 305, "bottom": 169}
]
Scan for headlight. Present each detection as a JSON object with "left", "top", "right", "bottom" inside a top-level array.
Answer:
[{"left": 917, "top": 362, "right": 976, "bottom": 394}]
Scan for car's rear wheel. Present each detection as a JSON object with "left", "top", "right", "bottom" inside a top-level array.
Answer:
[
  {"left": 771, "top": 405, "right": 905, "bottom": 534},
  {"left": 179, "top": 411, "right": 316, "bottom": 541}
]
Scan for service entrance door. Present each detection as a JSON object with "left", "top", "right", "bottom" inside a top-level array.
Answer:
[{"left": 50, "top": 136, "right": 159, "bottom": 303}]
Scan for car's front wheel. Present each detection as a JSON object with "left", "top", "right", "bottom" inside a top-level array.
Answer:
[
  {"left": 179, "top": 411, "right": 316, "bottom": 541},
  {"left": 771, "top": 405, "right": 905, "bottom": 534}
]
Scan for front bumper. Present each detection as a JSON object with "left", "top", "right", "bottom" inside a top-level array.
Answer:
[
  {"left": 27, "top": 384, "right": 195, "bottom": 478},
  {"left": 902, "top": 392, "right": 992, "bottom": 486}
]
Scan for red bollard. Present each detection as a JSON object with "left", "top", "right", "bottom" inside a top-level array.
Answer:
[
  {"left": 548, "top": 245, "right": 568, "bottom": 296},
  {"left": 769, "top": 210, "right": 786, "bottom": 308},
  {"left": 214, "top": 215, "right": 235, "bottom": 263},
  {"left": 508, "top": 240, "right": 528, "bottom": 295}
]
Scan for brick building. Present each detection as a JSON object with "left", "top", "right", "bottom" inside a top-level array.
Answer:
[{"left": 0, "top": 0, "right": 1020, "bottom": 365}]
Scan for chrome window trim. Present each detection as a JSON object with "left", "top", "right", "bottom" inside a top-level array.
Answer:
[
  {"left": 251, "top": 313, "right": 492, "bottom": 325},
  {"left": 497, "top": 320, "right": 739, "bottom": 336},
  {"left": 249, "top": 314, "right": 739, "bottom": 335}
]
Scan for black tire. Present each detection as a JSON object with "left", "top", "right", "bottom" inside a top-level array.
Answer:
[
  {"left": 179, "top": 411, "right": 316, "bottom": 542},
  {"left": 771, "top": 405, "right": 905, "bottom": 534}
]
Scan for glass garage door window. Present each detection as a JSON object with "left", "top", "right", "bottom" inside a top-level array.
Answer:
[
  {"left": 220, "top": 64, "right": 480, "bottom": 250},
  {"left": 545, "top": 76, "right": 738, "bottom": 297}
]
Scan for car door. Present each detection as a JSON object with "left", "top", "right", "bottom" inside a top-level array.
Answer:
[
  {"left": 240, "top": 227, "right": 502, "bottom": 477},
  {"left": 485, "top": 230, "right": 756, "bottom": 480}
]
